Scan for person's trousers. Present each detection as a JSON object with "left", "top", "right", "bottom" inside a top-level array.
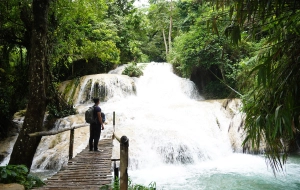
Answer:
[{"left": 89, "top": 124, "right": 101, "bottom": 151}]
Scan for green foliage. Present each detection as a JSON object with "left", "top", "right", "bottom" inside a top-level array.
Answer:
[
  {"left": 145, "top": 0, "right": 183, "bottom": 61},
  {"left": 122, "top": 63, "right": 144, "bottom": 77},
  {"left": 0, "top": 0, "right": 31, "bottom": 139},
  {"left": 50, "top": 0, "right": 120, "bottom": 80},
  {"left": 169, "top": 29, "right": 204, "bottom": 77},
  {"left": 205, "top": 0, "right": 300, "bottom": 172},
  {"left": 169, "top": 0, "right": 300, "bottom": 173},
  {"left": 47, "top": 103, "right": 77, "bottom": 120},
  {"left": 241, "top": 36, "right": 300, "bottom": 172},
  {"left": 0, "top": 54, "right": 29, "bottom": 139},
  {"left": 106, "top": 0, "right": 148, "bottom": 64},
  {"left": 47, "top": 80, "right": 78, "bottom": 121},
  {"left": 0, "top": 165, "right": 44, "bottom": 190},
  {"left": 203, "top": 81, "right": 230, "bottom": 99},
  {"left": 169, "top": 2, "right": 251, "bottom": 98}
]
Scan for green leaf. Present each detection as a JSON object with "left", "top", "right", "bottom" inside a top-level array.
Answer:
[
  {"left": 274, "top": 105, "right": 282, "bottom": 121},
  {"left": 212, "top": 18, "right": 219, "bottom": 37},
  {"left": 1, "top": 171, "right": 8, "bottom": 179}
]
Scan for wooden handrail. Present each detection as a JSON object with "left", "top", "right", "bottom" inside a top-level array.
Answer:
[
  {"left": 27, "top": 111, "right": 129, "bottom": 189},
  {"left": 113, "top": 132, "right": 122, "bottom": 142},
  {"left": 112, "top": 112, "right": 129, "bottom": 190},
  {"left": 112, "top": 135, "right": 129, "bottom": 190},
  {"left": 27, "top": 123, "right": 89, "bottom": 160},
  {"left": 27, "top": 123, "right": 89, "bottom": 137}
]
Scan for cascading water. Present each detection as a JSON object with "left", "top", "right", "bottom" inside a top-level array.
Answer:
[
  {"left": 1, "top": 62, "right": 299, "bottom": 189},
  {"left": 111, "top": 63, "right": 234, "bottom": 168},
  {"left": 106, "top": 62, "right": 300, "bottom": 189}
]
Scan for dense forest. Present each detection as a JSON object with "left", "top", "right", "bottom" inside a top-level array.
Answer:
[{"left": 0, "top": 0, "right": 299, "bottom": 172}]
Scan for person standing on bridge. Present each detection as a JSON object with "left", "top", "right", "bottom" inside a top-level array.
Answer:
[{"left": 89, "top": 98, "right": 105, "bottom": 152}]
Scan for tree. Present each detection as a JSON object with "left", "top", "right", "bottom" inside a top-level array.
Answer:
[
  {"left": 5, "top": 0, "right": 142, "bottom": 169},
  {"left": 207, "top": 0, "right": 300, "bottom": 172},
  {"left": 168, "top": 1, "right": 250, "bottom": 98},
  {"left": 148, "top": 2, "right": 169, "bottom": 56},
  {"left": 0, "top": 0, "right": 31, "bottom": 139},
  {"left": 148, "top": 0, "right": 177, "bottom": 58},
  {"left": 106, "top": 0, "right": 144, "bottom": 64},
  {"left": 168, "top": 0, "right": 173, "bottom": 53},
  {"left": 9, "top": 0, "right": 51, "bottom": 170},
  {"left": 50, "top": 0, "right": 120, "bottom": 79}
]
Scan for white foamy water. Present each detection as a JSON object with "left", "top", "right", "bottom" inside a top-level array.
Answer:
[
  {"left": 107, "top": 63, "right": 235, "bottom": 168},
  {"left": 104, "top": 63, "right": 300, "bottom": 189},
  {"left": 1, "top": 62, "right": 299, "bottom": 189}
]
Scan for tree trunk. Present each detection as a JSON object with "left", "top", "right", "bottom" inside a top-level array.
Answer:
[
  {"left": 219, "top": 64, "right": 226, "bottom": 83},
  {"left": 9, "top": 0, "right": 50, "bottom": 170},
  {"left": 162, "top": 29, "right": 168, "bottom": 56},
  {"left": 220, "top": 48, "right": 226, "bottom": 82},
  {"left": 1, "top": 44, "right": 10, "bottom": 70},
  {"left": 168, "top": 0, "right": 173, "bottom": 54}
]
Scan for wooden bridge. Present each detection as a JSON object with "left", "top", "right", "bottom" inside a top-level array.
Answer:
[
  {"left": 34, "top": 138, "right": 114, "bottom": 190},
  {"left": 30, "top": 112, "right": 129, "bottom": 190}
]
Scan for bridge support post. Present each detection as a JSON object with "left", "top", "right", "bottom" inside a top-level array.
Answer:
[
  {"left": 120, "top": 136, "right": 129, "bottom": 190},
  {"left": 114, "top": 161, "right": 119, "bottom": 180},
  {"left": 113, "top": 111, "right": 115, "bottom": 132},
  {"left": 69, "top": 129, "right": 74, "bottom": 160}
]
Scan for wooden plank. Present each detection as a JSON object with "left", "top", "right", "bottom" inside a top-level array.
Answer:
[
  {"left": 48, "top": 174, "right": 111, "bottom": 179},
  {"left": 46, "top": 179, "right": 112, "bottom": 183},
  {"left": 48, "top": 174, "right": 112, "bottom": 179},
  {"left": 62, "top": 165, "right": 111, "bottom": 169},
  {"left": 50, "top": 172, "right": 111, "bottom": 177},
  {"left": 54, "top": 169, "right": 112, "bottom": 174},
  {"left": 34, "top": 138, "right": 114, "bottom": 189}
]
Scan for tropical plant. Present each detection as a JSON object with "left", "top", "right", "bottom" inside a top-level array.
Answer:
[
  {"left": 0, "top": 165, "right": 44, "bottom": 190},
  {"left": 49, "top": 0, "right": 120, "bottom": 79},
  {"left": 0, "top": 0, "right": 31, "bottom": 139},
  {"left": 122, "top": 62, "right": 144, "bottom": 77},
  {"left": 205, "top": 0, "right": 300, "bottom": 172},
  {"left": 106, "top": 0, "right": 148, "bottom": 64},
  {"left": 169, "top": 1, "right": 251, "bottom": 98}
]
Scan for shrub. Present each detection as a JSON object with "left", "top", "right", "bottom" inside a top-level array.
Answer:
[
  {"left": 0, "top": 165, "right": 44, "bottom": 190},
  {"left": 122, "top": 63, "right": 143, "bottom": 77},
  {"left": 203, "top": 81, "right": 231, "bottom": 99}
]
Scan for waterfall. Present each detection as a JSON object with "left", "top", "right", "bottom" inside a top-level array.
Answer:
[
  {"left": 59, "top": 74, "right": 136, "bottom": 105},
  {"left": 2, "top": 62, "right": 299, "bottom": 189},
  {"left": 0, "top": 62, "right": 244, "bottom": 170},
  {"left": 106, "top": 63, "right": 300, "bottom": 189},
  {"left": 108, "top": 63, "right": 242, "bottom": 170}
]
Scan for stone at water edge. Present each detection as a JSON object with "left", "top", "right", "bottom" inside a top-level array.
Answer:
[{"left": 0, "top": 183, "right": 25, "bottom": 190}]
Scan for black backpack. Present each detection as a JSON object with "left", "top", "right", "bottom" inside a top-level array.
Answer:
[
  {"left": 85, "top": 106, "right": 106, "bottom": 124},
  {"left": 101, "top": 112, "right": 106, "bottom": 123},
  {"left": 85, "top": 106, "right": 96, "bottom": 124}
]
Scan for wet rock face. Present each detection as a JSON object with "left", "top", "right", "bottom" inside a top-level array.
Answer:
[
  {"left": 157, "top": 144, "right": 194, "bottom": 164},
  {"left": 0, "top": 183, "right": 25, "bottom": 190},
  {"left": 61, "top": 74, "right": 136, "bottom": 104}
]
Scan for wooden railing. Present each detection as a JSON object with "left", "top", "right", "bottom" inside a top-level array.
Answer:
[
  {"left": 28, "top": 111, "right": 130, "bottom": 190},
  {"left": 28, "top": 123, "right": 89, "bottom": 160},
  {"left": 112, "top": 111, "right": 129, "bottom": 190}
]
